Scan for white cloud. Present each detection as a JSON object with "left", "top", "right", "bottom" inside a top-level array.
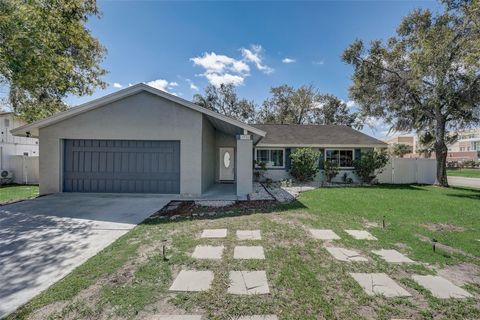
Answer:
[
  {"left": 190, "top": 44, "right": 273, "bottom": 87},
  {"left": 145, "top": 79, "right": 179, "bottom": 95},
  {"left": 190, "top": 52, "right": 249, "bottom": 74},
  {"left": 146, "top": 79, "right": 169, "bottom": 91},
  {"left": 205, "top": 73, "right": 244, "bottom": 87},
  {"left": 186, "top": 78, "right": 199, "bottom": 91},
  {"left": 112, "top": 82, "right": 123, "bottom": 88},
  {"left": 313, "top": 60, "right": 325, "bottom": 65},
  {"left": 241, "top": 44, "right": 274, "bottom": 74},
  {"left": 190, "top": 52, "right": 250, "bottom": 87},
  {"left": 282, "top": 58, "right": 296, "bottom": 64},
  {"left": 346, "top": 100, "right": 356, "bottom": 109}
]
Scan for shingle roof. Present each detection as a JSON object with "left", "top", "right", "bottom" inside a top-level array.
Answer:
[{"left": 252, "top": 124, "right": 387, "bottom": 147}]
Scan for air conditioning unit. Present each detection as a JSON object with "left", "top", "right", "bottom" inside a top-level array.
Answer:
[{"left": 1, "top": 169, "right": 13, "bottom": 179}]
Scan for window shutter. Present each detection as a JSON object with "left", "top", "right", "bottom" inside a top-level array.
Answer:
[
  {"left": 285, "top": 148, "right": 291, "bottom": 170},
  {"left": 355, "top": 149, "right": 361, "bottom": 161},
  {"left": 319, "top": 148, "right": 325, "bottom": 169}
]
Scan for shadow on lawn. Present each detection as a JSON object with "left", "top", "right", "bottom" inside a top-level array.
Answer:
[
  {"left": 446, "top": 186, "right": 480, "bottom": 201},
  {"left": 365, "top": 184, "right": 431, "bottom": 191}
]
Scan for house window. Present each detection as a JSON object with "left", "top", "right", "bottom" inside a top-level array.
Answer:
[
  {"left": 255, "top": 149, "right": 284, "bottom": 168},
  {"left": 325, "top": 149, "right": 354, "bottom": 168},
  {"left": 4, "top": 119, "right": 10, "bottom": 127}
]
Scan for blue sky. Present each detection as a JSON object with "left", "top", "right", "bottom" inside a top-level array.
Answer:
[{"left": 71, "top": 0, "right": 442, "bottom": 138}]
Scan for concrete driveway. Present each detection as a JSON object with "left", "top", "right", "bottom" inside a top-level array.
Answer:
[
  {"left": 0, "top": 193, "right": 172, "bottom": 318},
  {"left": 448, "top": 176, "right": 480, "bottom": 189}
]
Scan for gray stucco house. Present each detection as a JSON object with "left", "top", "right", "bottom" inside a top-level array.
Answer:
[{"left": 12, "top": 84, "right": 387, "bottom": 197}]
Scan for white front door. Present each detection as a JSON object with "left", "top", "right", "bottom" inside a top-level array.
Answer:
[{"left": 219, "top": 147, "right": 235, "bottom": 181}]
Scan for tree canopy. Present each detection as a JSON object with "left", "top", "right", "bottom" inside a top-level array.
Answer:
[
  {"left": 256, "top": 84, "right": 360, "bottom": 127},
  {"left": 392, "top": 143, "right": 412, "bottom": 158},
  {"left": 0, "top": 0, "right": 107, "bottom": 122},
  {"left": 193, "top": 84, "right": 256, "bottom": 123},
  {"left": 342, "top": 0, "right": 480, "bottom": 186},
  {"left": 194, "top": 83, "right": 361, "bottom": 127}
]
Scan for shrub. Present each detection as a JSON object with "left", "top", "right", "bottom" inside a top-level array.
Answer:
[
  {"left": 461, "top": 160, "right": 477, "bottom": 168},
  {"left": 253, "top": 160, "right": 267, "bottom": 182},
  {"left": 289, "top": 148, "right": 320, "bottom": 182},
  {"left": 353, "top": 150, "right": 389, "bottom": 184},
  {"left": 324, "top": 160, "right": 340, "bottom": 183}
]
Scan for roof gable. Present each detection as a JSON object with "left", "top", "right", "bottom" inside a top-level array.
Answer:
[{"left": 11, "top": 84, "right": 266, "bottom": 138}]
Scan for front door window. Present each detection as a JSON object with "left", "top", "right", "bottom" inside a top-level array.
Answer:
[{"left": 224, "top": 151, "right": 231, "bottom": 168}]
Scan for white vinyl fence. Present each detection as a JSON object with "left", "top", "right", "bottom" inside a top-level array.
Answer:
[
  {"left": 377, "top": 158, "right": 437, "bottom": 184},
  {"left": 9, "top": 155, "right": 39, "bottom": 184}
]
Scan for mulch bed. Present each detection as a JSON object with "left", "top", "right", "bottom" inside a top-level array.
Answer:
[{"left": 147, "top": 200, "right": 277, "bottom": 221}]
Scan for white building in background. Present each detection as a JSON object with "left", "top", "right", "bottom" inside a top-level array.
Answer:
[
  {"left": 448, "top": 128, "right": 480, "bottom": 152},
  {"left": 0, "top": 112, "right": 39, "bottom": 170}
]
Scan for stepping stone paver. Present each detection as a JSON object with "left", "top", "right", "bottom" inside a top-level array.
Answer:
[
  {"left": 155, "top": 316, "right": 202, "bottom": 320},
  {"left": 201, "top": 229, "right": 227, "bottom": 238},
  {"left": 192, "top": 245, "right": 224, "bottom": 260},
  {"left": 237, "top": 316, "right": 278, "bottom": 320},
  {"left": 169, "top": 270, "right": 214, "bottom": 292},
  {"left": 234, "top": 246, "right": 265, "bottom": 259},
  {"left": 237, "top": 230, "right": 262, "bottom": 240},
  {"left": 350, "top": 273, "right": 411, "bottom": 297},
  {"left": 325, "top": 247, "right": 368, "bottom": 262},
  {"left": 372, "top": 249, "right": 414, "bottom": 263},
  {"left": 228, "top": 271, "right": 270, "bottom": 295},
  {"left": 309, "top": 229, "right": 341, "bottom": 240},
  {"left": 411, "top": 275, "right": 473, "bottom": 299},
  {"left": 345, "top": 229, "right": 377, "bottom": 240}
]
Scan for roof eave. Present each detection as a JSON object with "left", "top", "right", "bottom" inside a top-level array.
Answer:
[{"left": 255, "top": 143, "right": 388, "bottom": 148}]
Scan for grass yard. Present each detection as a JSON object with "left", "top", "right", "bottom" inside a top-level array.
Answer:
[
  {"left": 447, "top": 168, "right": 480, "bottom": 178},
  {"left": 0, "top": 184, "right": 39, "bottom": 204},
  {"left": 9, "top": 185, "right": 480, "bottom": 320}
]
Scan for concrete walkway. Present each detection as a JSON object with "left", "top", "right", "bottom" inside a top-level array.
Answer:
[
  {"left": 448, "top": 176, "right": 480, "bottom": 189},
  {"left": 0, "top": 193, "right": 171, "bottom": 318}
]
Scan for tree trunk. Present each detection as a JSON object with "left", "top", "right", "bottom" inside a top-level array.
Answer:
[{"left": 434, "top": 117, "right": 449, "bottom": 187}]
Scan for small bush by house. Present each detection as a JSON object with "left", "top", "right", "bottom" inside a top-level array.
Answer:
[{"left": 289, "top": 148, "right": 320, "bottom": 182}]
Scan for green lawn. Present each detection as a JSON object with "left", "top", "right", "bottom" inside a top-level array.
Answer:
[
  {"left": 448, "top": 168, "right": 480, "bottom": 178},
  {"left": 9, "top": 185, "right": 480, "bottom": 320},
  {"left": 0, "top": 184, "right": 39, "bottom": 204}
]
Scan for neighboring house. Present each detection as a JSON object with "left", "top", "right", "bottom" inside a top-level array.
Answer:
[
  {"left": 11, "top": 84, "right": 386, "bottom": 197},
  {"left": 0, "top": 112, "right": 39, "bottom": 170},
  {"left": 384, "top": 135, "right": 417, "bottom": 157}
]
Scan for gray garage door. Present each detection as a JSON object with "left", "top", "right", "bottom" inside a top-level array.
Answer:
[{"left": 63, "top": 139, "right": 180, "bottom": 193}]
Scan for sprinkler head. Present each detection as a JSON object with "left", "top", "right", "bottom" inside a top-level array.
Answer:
[{"left": 162, "top": 239, "right": 170, "bottom": 261}]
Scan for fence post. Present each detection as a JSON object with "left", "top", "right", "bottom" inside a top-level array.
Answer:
[{"left": 391, "top": 158, "right": 395, "bottom": 184}]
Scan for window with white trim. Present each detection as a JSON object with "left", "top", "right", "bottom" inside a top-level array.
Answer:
[
  {"left": 255, "top": 149, "right": 284, "bottom": 168},
  {"left": 325, "top": 149, "right": 354, "bottom": 168}
]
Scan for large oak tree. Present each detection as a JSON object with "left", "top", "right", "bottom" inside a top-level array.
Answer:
[
  {"left": 0, "top": 0, "right": 107, "bottom": 122},
  {"left": 342, "top": 0, "right": 480, "bottom": 186}
]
